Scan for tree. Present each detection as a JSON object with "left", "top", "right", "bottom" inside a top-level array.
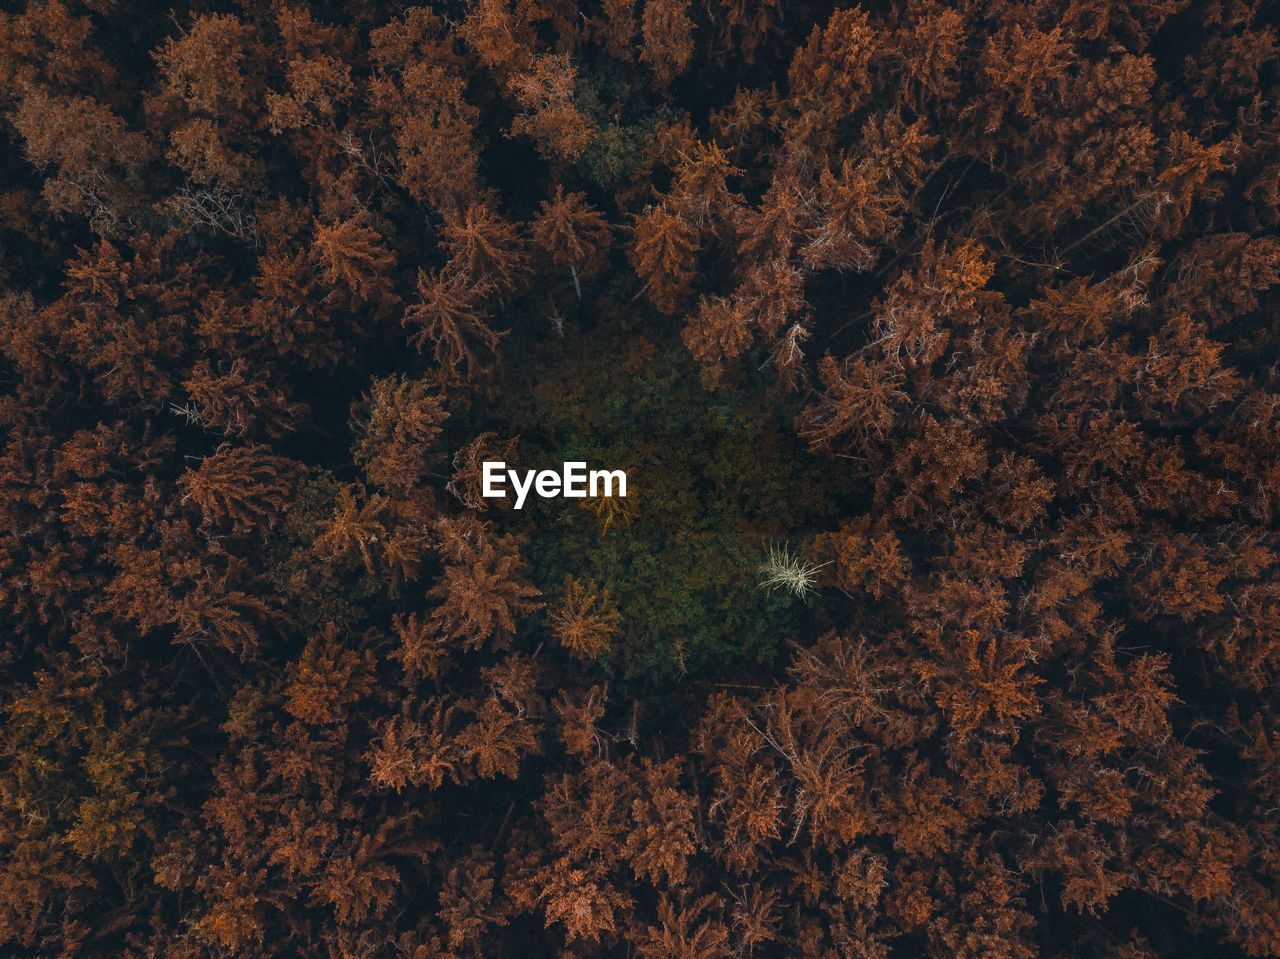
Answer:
[
  {"left": 314, "top": 484, "right": 388, "bottom": 574},
  {"left": 800, "top": 149, "right": 913, "bottom": 272},
  {"left": 178, "top": 443, "right": 297, "bottom": 533},
  {"left": 530, "top": 186, "right": 613, "bottom": 297},
  {"left": 10, "top": 88, "right": 151, "bottom": 232},
  {"left": 403, "top": 266, "right": 505, "bottom": 381},
  {"left": 151, "top": 13, "right": 265, "bottom": 187},
  {"left": 310, "top": 214, "right": 398, "bottom": 309},
  {"left": 441, "top": 202, "right": 530, "bottom": 297},
  {"left": 799, "top": 354, "right": 906, "bottom": 454},
  {"left": 636, "top": 893, "right": 731, "bottom": 959},
  {"left": 595, "top": 0, "right": 639, "bottom": 60},
  {"left": 181, "top": 359, "right": 307, "bottom": 438},
  {"left": 427, "top": 516, "right": 541, "bottom": 651},
  {"left": 681, "top": 295, "right": 752, "bottom": 387},
  {"left": 631, "top": 204, "right": 699, "bottom": 313},
  {"left": 508, "top": 54, "right": 594, "bottom": 164},
  {"left": 706, "top": 0, "right": 780, "bottom": 63},
  {"left": 550, "top": 576, "right": 621, "bottom": 659},
  {"left": 668, "top": 140, "right": 744, "bottom": 232},
  {"left": 640, "top": 0, "right": 695, "bottom": 87},
  {"left": 783, "top": 8, "right": 880, "bottom": 152},
  {"left": 377, "top": 63, "right": 481, "bottom": 210},
  {"left": 352, "top": 375, "right": 448, "bottom": 492}
]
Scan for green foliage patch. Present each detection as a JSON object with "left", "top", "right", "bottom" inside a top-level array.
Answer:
[{"left": 497, "top": 331, "right": 841, "bottom": 683}]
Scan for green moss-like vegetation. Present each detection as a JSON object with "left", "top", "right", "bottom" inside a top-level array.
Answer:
[
  {"left": 576, "top": 121, "right": 652, "bottom": 192},
  {"left": 496, "top": 330, "right": 843, "bottom": 684}
]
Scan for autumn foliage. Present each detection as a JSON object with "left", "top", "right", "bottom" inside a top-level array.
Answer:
[{"left": 2, "top": 1, "right": 1280, "bottom": 958}]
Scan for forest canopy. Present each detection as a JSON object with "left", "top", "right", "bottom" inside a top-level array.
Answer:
[{"left": 2, "top": 1, "right": 1280, "bottom": 958}]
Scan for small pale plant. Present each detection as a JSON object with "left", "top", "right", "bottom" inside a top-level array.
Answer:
[{"left": 757, "top": 542, "right": 827, "bottom": 600}]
